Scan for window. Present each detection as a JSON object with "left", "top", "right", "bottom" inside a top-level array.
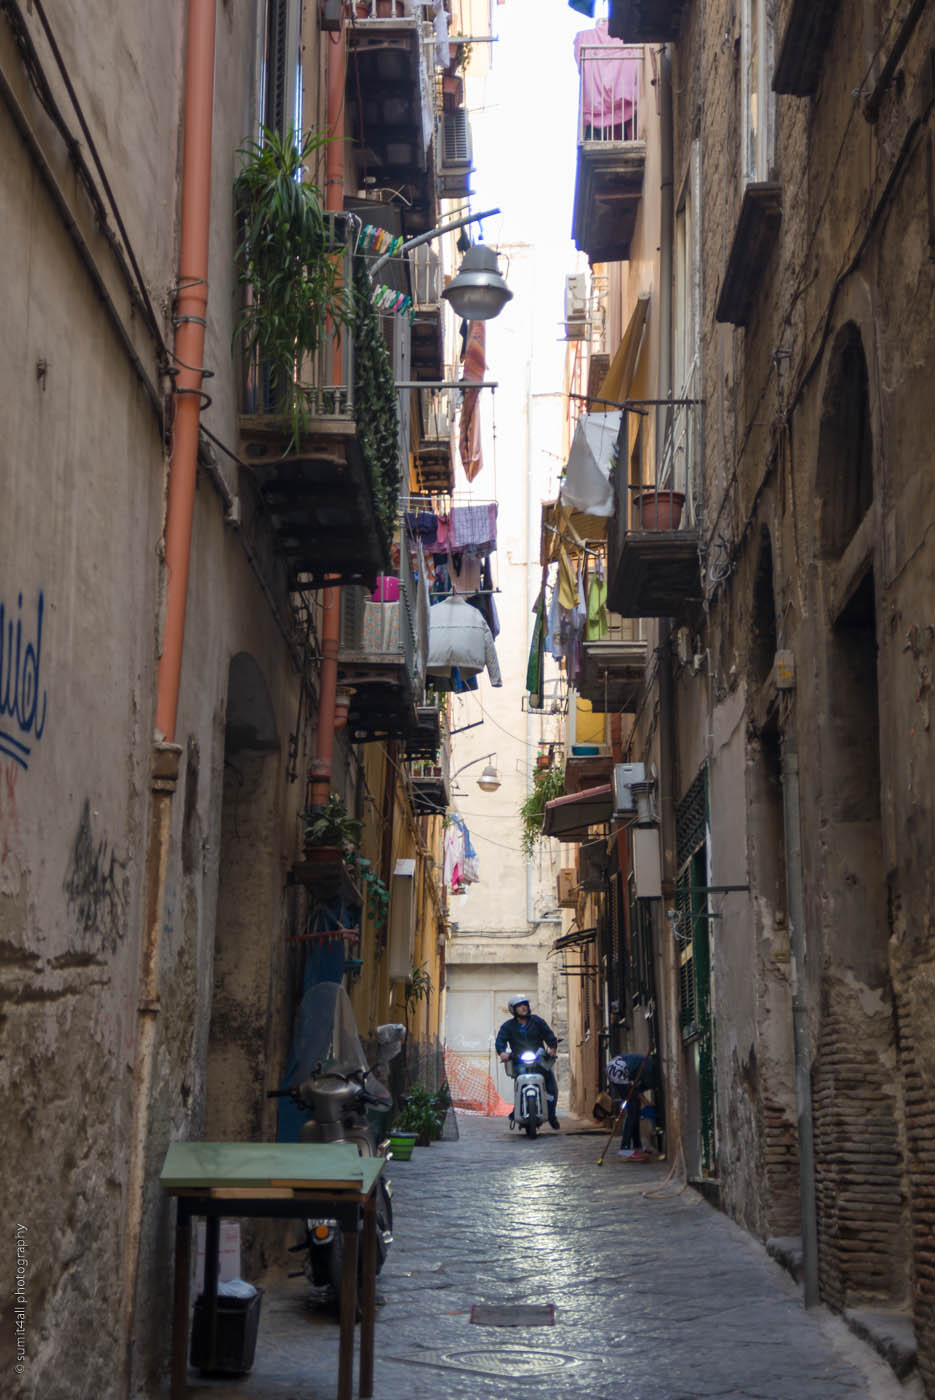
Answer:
[
  {"left": 742, "top": 0, "right": 775, "bottom": 183},
  {"left": 673, "top": 142, "right": 700, "bottom": 398}
]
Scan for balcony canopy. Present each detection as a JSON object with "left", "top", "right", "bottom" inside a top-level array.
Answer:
[{"left": 542, "top": 782, "right": 613, "bottom": 843}]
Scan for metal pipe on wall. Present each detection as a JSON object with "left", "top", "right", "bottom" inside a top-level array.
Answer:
[
  {"left": 308, "top": 11, "right": 347, "bottom": 808},
  {"left": 120, "top": 2, "right": 217, "bottom": 1391}
]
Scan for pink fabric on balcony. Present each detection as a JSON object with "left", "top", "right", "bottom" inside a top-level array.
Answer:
[{"left": 574, "top": 22, "right": 639, "bottom": 137}]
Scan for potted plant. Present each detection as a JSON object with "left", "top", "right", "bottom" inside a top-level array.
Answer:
[
  {"left": 386, "top": 1129, "right": 417, "bottom": 1161},
  {"left": 395, "top": 1085, "right": 444, "bottom": 1146},
  {"left": 303, "top": 793, "right": 363, "bottom": 861},
  {"left": 233, "top": 125, "right": 353, "bottom": 448},
  {"left": 630, "top": 488, "right": 685, "bottom": 531}
]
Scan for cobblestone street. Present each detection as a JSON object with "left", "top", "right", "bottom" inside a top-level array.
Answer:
[{"left": 176, "top": 1113, "right": 923, "bottom": 1400}]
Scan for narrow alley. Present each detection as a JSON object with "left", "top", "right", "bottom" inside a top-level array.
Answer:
[{"left": 179, "top": 1115, "right": 920, "bottom": 1400}]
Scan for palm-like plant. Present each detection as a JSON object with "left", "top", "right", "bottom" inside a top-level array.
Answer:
[{"left": 234, "top": 126, "right": 352, "bottom": 447}]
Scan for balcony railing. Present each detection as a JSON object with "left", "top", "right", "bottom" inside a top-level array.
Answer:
[
  {"left": 410, "top": 246, "right": 444, "bottom": 380},
  {"left": 572, "top": 45, "right": 646, "bottom": 264},
  {"left": 413, "top": 388, "right": 454, "bottom": 493},
  {"left": 408, "top": 730, "right": 451, "bottom": 816},
  {"left": 237, "top": 217, "right": 394, "bottom": 589},
  {"left": 577, "top": 44, "right": 641, "bottom": 146},
  {"left": 338, "top": 532, "right": 430, "bottom": 741},
  {"left": 606, "top": 384, "right": 703, "bottom": 618},
  {"left": 345, "top": 1, "right": 433, "bottom": 201}
]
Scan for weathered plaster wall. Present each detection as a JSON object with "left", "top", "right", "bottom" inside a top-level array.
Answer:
[
  {"left": 0, "top": 2, "right": 313, "bottom": 1393},
  {"left": 684, "top": 0, "right": 935, "bottom": 1382}
]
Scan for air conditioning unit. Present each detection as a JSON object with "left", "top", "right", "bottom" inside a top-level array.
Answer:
[
  {"left": 564, "top": 273, "right": 588, "bottom": 339},
  {"left": 441, "top": 108, "right": 472, "bottom": 168},
  {"left": 612, "top": 762, "right": 646, "bottom": 820},
  {"left": 557, "top": 868, "right": 579, "bottom": 908},
  {"left": 437, "top": 108, "right": 473, "bottom": 196},
  {"left": 388, "top": 858, "right": 416, "bottom": 981}
]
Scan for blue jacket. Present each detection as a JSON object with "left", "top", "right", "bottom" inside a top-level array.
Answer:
[{"left": 495, "top": 1013, "right": 557, "bottom": 1058}]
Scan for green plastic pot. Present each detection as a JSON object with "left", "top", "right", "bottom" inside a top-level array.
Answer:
[{"left": 388, "top": 1133, "right": 416, "bottom": 1161}]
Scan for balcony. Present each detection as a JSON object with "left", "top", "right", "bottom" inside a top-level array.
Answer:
[
  {"left": 715, "top": 184, "right": 783, "bottom": 327},
  {"left": 578, "top": 619, "right": 648, "bottom": 713},
  {"left": 345, "top": 1, "right": 435, "bottom": 222},
  {"left": 608, "top": 0, "right": 684, "bottom": 42},
  {"left": 409, "top": 245, "right": 444, "bottom": 382},
  {"left": 337, "top": 534, "right": 430, "bottom": 742},
  {"left": 408, "top": 734, "right": 450, "bottom": 816},
  {"left": 606, "top": 397, "right": 703, "bottom": 618},
  {"left": 413, "top": 387, "right": 454, "bottom": 495},
  {"left": 773, "top": 0, "right": 842, "bottom": 96},
  {"left": 565, "top": 745, "right": 615, "bottom": 796},
  {"left": 239, "top": 223, "right": 394, "bottom": 589},
  {"left": 572, "top": 43, "right": 646, "bottom": 264}
]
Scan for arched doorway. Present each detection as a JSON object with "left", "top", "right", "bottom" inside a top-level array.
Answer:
[{"left": 811, "top": 323, "right": 908, "bottom": 1311}]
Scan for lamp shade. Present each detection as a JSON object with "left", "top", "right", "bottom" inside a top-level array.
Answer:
[
  {"left": 442, "top": 245, "right": 513, "bottom": 321},
  {"left": 476, "top": 763, "right": 501, "bottom": 792}
]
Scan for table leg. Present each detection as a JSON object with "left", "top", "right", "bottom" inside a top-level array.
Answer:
[
  {"left": 204, "top": 1214, "right": 220, "bottom": 1370},
  {"left": 171, "top": 1202, "right": 191, "bottom": 1400},
  {"left": 337, "top": 1217, "right": 358, "bottom": 1400},
  {"left": 359, "top": 1194, "right": 377, "bottom": 1398}
]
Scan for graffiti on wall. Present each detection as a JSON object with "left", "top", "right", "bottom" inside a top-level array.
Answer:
[
  {"left": 0, "top": 591, "right": 48, "bottom": 770},
  {"left": 0, "top": 761, "right": 19, "bottom": 861},
  {"left": 63, "top": 800, "right": 128, "bottom": 952}
]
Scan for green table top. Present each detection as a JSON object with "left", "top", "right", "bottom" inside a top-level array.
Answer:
[{"left": 160, "top": 1141, "right": 384, "bottom": 1193}]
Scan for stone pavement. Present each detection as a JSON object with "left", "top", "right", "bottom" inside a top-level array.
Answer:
[{"left": 175, "top": 1113, "right": 924, "bottom": 1400}]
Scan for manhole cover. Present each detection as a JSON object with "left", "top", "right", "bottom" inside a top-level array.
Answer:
[
  {"left": 439, "top": 1349, "right": 582, "bottom": 1377},
  {"left": 470, "top": 1303, "right": 555, "bottom": 1327}
]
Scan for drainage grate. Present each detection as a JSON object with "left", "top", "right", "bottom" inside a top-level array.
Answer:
[{"left": 470, "top": 1304, "right": 555, "bottom": 1327}]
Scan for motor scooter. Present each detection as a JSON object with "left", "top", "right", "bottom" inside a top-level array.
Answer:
[
  {"left": 505, "top": 1044, "right": 556, "bottom": 1138},
  {"left": 268, "top": 982, "right": 405, "bottom": 1306}
]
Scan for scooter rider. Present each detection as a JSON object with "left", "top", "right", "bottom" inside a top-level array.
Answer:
[{"left": 496, "top": 995, "right": 560, "bottom": 1130}]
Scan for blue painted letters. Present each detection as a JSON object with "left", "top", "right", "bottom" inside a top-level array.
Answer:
[{"left": 0, "top": 591, "right": 48, "bottom": 770}]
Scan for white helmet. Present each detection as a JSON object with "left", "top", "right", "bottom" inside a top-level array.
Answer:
[{"left": 508, "top": 994, "right": 531, "bottom": 1012}]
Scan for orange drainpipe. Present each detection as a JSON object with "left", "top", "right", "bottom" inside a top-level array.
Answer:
[
  {"left": 120, "top": 3, "right": 217, "bottom": 1392},
  {"left": 309, "top": 16, "right": 347, "bottom": 807}
]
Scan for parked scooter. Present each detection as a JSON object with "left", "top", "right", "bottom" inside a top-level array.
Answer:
[
  {"left": 504, "top": 1044, "right": 557, "bottom": 1138},
  {"left": 268, "top": 982, "right": 405, "bottom": 1306}
]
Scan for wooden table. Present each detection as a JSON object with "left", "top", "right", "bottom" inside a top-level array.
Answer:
[{"left": 160, "top": 1142, "right": 384, "bottom": 1400}]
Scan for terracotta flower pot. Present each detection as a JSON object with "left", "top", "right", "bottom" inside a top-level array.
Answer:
[{"left": 631, "top": 489, "right": 685, "bottom": 531}]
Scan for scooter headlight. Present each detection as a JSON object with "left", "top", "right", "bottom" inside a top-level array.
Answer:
[{"left": 519, "top": 1051, "right": 537, "bottom": 1063}]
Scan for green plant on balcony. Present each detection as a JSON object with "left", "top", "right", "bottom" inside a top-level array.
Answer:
[
  {"left": 519, "top": 766, "right": 565, "bottom": 859},
  {"left": 303, "top": 792, "right": 364, "bottom": 855},
  {"left": 233, "top": 125, "right": 352, "bottom": 447}
]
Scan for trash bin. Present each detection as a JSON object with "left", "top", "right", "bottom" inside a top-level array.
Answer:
[{"left": 190, "top": 1284, "right": 263, "bottom": 1376}]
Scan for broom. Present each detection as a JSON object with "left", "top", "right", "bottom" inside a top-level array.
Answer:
[{"left": 596, "top": 1049, "right": 653, "bottom": 1166}]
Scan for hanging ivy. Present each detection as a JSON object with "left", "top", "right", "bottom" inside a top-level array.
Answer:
[
  {"left": 352, "top": 255, "right": 400, "bottom": 563},
  {"left": 519, "top": 766, "right": 565, "bottom": 859}
]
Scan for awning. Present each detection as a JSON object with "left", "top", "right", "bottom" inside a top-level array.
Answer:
[
  {"left": 540, "top": 499, "right": 608, "bottom": 564},
  {"left": 542, "top": 782, "right": 613, "bottom": 842},
  {"left": 598, "top": 290, "right": 649, "bottom": 405}
]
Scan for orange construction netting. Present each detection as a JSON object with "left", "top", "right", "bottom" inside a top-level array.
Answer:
[{"left": 444, "top": 1049, "right": 512, "bottom": 1116}]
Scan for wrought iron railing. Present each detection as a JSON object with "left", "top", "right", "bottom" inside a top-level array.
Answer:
[
  {"left": 577, "top": 44, "right": 642, "bottom": 146},
  {"left": 242, "top": 215, "right": 358, "bottom": 423},
  {"left": 621, "top": 385, "right": 702, "bottom": 534}
]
